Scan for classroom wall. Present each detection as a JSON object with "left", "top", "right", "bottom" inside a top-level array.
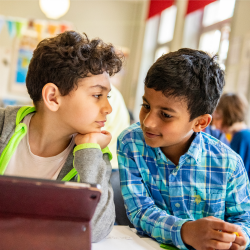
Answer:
[
  {"left": 225, "top": 0, "right": 250, "bottom": 93},
  {"left": 225, "top": 0, "right": 250, "bottom": 124},
  {"left": 0, "top": 0, "right": 148, "bottom": 108}
]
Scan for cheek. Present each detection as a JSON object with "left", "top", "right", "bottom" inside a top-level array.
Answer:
[
  {"left": 160, "top": 121, "right": 188, "bottom": 138},
  {"left": 160, "top": 124, "right": 174, "bottom": 136},
  {"left": 69, "top": 101, "right": 98, "bottom": 124}
]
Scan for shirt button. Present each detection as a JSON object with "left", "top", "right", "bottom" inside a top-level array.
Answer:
[
  {"left": 175, "top": 203, "right": 180, "bottom": 208},
  {"left": 172, "top": 172, "right": 177, "bottom": 176}
]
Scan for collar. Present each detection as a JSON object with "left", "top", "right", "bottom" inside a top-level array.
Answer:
[
  {"left": 154, "top": 132, "right": 202, "bottom": 165},
  {"left": 185, "top": 132, "right": 202, "bottom": 164}
]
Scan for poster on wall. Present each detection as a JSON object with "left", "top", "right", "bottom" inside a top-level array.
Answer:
[
  {"left": 15, "top": 48, "right": 33, "bottom": 85},
  {"left": 8, "top": 19, "right": 74, "bottom": 95},
  {"left": 9, "top": 29, "right": 38, "bottom": 95}
]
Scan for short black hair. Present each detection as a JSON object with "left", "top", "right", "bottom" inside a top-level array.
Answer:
[
  {"left": 26, "top": 31, "right": 123, "bottom": 104},
  {"left": 145, "top": 48, "right": 225, "bottom": 121}
]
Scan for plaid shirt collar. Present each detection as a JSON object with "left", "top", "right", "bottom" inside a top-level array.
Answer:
[{"left": 153, "top": 132, "right": 202, "bottom": 165}]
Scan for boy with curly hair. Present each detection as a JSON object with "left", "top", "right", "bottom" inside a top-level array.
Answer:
[
  {"left": 117, "top": 49, "right": 250, "bottom": 250},
  {"left": 0, "top": 31, "right": 123, "bottom": 242}
]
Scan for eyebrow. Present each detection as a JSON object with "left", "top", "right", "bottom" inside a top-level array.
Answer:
[
  {"left": 90, "top": 85, "right": 111, "bottom": 92},
  {"left": 142, "top": 96, "right": 177, "bottom": 113}
]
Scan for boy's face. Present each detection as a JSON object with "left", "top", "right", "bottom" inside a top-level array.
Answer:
[
  {"left": 139, "top": 87, "right": 196, "bottom": 149},
  {"left": 59, "top": 72, "right": 112, "bottom": 135}
]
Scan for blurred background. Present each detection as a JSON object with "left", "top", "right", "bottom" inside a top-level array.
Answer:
[{"left": 0, "top": 0, "right": 249, "bottom": 124}]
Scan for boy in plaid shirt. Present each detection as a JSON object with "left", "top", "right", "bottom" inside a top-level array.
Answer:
[{"left": 117, "top": 49, "right": 250, "bottom": 250}]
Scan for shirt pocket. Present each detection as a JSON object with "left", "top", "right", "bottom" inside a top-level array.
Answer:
[
  {"left": 188, "top": 189, "right": 225, "bottom": 219},
  {"left": 203, "top": 190, "right": 226, "bottom": 217}
]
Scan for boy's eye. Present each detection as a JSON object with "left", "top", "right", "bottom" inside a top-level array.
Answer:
[
  {"left": 162, "top": 112, "right": 172, "bottom": 118},
  {"left": 93, "top": 94, "right": 102, "bottom": 99},
  {"left": 141, "top": 103, "right": 150, "bottom": 110}
]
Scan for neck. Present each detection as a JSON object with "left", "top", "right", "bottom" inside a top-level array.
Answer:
[
  {"left": 228, "top": 122, "right": 247, "bottom": 135},
  {"left": 160, "top": 131, "right": 195, "bottom": 166},
  {"left": 29, "top": 110, "right": 74, "bottom": 157}
]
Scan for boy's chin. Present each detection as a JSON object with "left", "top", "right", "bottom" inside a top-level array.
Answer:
[
  {"left": 77, "top": 128, "right": 102, "bottom": 135},
  {"left": 144, "top": 138, "right": 161, "bottom": 148}
]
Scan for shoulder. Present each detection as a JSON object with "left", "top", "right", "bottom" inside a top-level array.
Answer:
[
  {"left": 204, "top": 125, "right": 229, "bottom": 145},
  {"left": 200, "top": 132, "right": 242, "bottom": 170},
  {"left": 230, "top": 129, "right": 250, "bottom": 153},
  {"left": 201, "top": 132, "right": 238, "bottom": 157},
  {"left": 117, "top": 122, "right": 148, "bottom": 154},
  {"left": 117, "top": 123, "right": 155, "bottom": 160},
  {"left": 118, "top": 122, "right": 144, "bottom": 144},
  {"left": 232, "top": 129, "right": 250, "bottom": 141},
  {"left": 0, "top": 105, "right": 22, "bottom": 130},
  {"left": 0, "top": 105, "right": 21, "bottom": 117}
]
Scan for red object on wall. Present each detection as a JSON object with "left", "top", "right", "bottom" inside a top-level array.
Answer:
[
  {"left": 147, "top": 0, "right": 175, "bottom": 19},
  {"left": 186, "top": 0, "right": 217, "bottom": 15}
]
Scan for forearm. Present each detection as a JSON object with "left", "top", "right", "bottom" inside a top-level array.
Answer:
[
  {"left": 74, "top": 147, "right": 115, "bottom": 242},
  {"left": 128, "top": 201, "right": 191, "bottom": 249},
  {"left": 0, "top": 108, "right": 5, "bottom": 136},
  {"left": 225, "top": 158, "right": 250, "bottom": 248}
]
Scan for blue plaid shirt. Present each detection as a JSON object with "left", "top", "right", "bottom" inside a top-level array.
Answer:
[{"left": 117, "top": 122, "right": 250, "bottom": 250}]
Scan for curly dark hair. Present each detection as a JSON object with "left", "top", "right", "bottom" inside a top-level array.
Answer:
[
  {"left": 145, "top": 48, "right": 225, "bottom": 121},
  {"left": 26, "top": 31, "right": 124, "bottom": 104}
]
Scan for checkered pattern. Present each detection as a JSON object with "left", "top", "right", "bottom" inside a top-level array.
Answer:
[{"left": 117, "top": 122, "right": 250, "bottom": 250}]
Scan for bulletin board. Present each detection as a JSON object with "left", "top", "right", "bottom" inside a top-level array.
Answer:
[
  {"left": 9, "top": 29, "right": 38, "bottom": 95},
  {"left": 6, "top": 17, "right": 73, "bottom": 95}
]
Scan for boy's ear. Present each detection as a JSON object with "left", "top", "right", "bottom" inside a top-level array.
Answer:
[
  {"left": 192, "top": 114, "right": 212, "bottom": 132},
  {"left": 42, "top": 83, "right": 61, "bottom": 112}
]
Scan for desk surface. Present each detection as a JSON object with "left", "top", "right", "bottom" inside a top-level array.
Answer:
[{"left": 92, "top": 226, "right": 162, "bottom": 250}]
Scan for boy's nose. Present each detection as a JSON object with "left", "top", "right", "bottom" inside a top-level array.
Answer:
[
  {"left": 143, "top": 112, "right": 157, "bottom": 128},
  {"left": 103, "top": 99, "right": 112, "bottom": 115}
]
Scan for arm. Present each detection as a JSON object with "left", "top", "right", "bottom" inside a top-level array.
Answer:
[
  {"left": 225, "top": 157, "right": 250, "bottom": 249},
  {"left": 0, "top": 108, "right": 5, "bottom": 136},
  {"left": 73, "top": 144, "right": 115, "bottom": 243},
  {"left": 182, "top": 157, "right": 250, "bottom": 250},
  {"left": 117, "top": 139, "right": 191, "bottom": 250}
]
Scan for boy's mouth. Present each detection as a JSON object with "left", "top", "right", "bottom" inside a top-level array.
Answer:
[
  {"left": 144, "top": 131, "right": 160, "bottom": 139},
  {"left": 95, "top": 121, "right": 106, "bottom": 127}
]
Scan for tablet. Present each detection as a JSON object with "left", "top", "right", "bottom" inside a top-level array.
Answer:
[{"left": 0, "top": 175, "right": 102, "bottom": 250}]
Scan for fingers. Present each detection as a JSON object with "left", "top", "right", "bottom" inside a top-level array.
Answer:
[
  {"left": 229, "top": 242, "right": 246, "bottom": 250},
  {"left": 228, "top": 231, "right": 247, "bottom": 250},
  {"left": 211, "top": 230, "right": 236, "bottom": 243},
  {"left": 229, "top": 243, "right": 238, "bottom": 250},
  {"left": 211, "top": 220, "right": 240, "bottom": 233},
  {"left": 101, "top": 130, "right": 110, "bottom": 135},
  {"left": 234, "top": 234, "right": 247, "bottom": 248},
  {"left": 210, "top": 240, "right": 233, "bottom": 250}
]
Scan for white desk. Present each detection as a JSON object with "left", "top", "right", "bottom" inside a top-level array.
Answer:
[{"left": 92, "top": 226, "right": 162, "bottom": 250}]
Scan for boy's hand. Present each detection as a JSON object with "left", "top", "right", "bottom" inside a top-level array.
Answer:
[
  {"left": 229, "top": 231, "right": 247, "bottom": 250},
  {"left": 75, "top": 130, "right": 112, "bottom": 149},
  {"left": 181, "top": 216, "right": 241, "bottom": 250}
]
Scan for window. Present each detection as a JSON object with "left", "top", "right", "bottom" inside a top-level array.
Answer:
[
  {"left": 158, "top": 6, "right": 177, "bottom": 44},
  {"left": 155, "top": 46, "right": 170, "bottom": 62},
  {"left": 199, "top": 30, "right": 221, "bottom": 55},
  {"left": 155, "top": 5, "right": 177, "bottom": 61},
  {"left": 198, "top": 0, "right": 236, "bottom": 69},
  {"left": 203, "top": 0, "right": 236, "bottom": 27}
]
